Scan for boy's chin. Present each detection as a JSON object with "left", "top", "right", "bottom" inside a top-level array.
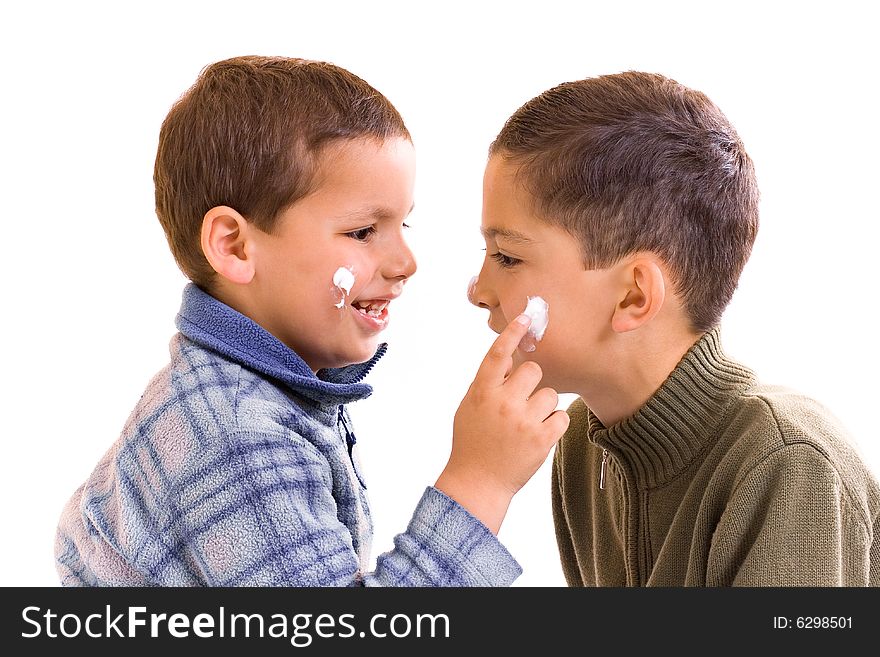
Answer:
[{"left": 339, "top": 341, "right": 381, "bottom": 367}]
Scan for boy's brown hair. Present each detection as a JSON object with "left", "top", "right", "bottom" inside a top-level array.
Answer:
[
  {"left": 154, "top": 56, "right": 410, "bottom": 288},
  {"left": 490, "top": 71, "right": 759, "bottom": 332}
]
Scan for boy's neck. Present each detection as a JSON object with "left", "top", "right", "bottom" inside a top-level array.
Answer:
[{"left": 579, "top": 326, "right": 703, "bottom": 428}]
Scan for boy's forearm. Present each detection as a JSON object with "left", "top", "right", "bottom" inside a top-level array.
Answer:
[
  {"left": 439, "top": 314, "right": 567, "bottom": 535},
  {"left": 434, "top": 468, "right": 514, "bottom": 535}
]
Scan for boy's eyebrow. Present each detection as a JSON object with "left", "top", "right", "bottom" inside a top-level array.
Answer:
[
  {"left": 337, "top": 203, "right": 415, "bottom": 222},
  {"left": 480, "top": 226, "right": 534, "bottom": 245}
]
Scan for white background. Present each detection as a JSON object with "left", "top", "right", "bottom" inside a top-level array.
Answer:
[{"left": 2, "top": 0, "right": 878, "bottom": 587}]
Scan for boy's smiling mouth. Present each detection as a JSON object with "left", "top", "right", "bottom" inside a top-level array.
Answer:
[{"left": 349, "top": 295, "right": 398, "bottom": 331}]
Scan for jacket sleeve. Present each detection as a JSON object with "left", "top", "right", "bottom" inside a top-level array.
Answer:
[
  {"left": 366, "top": 487, "right": 522, "bottom": 587},
  {"left": 707, "top": 442, "right": 874, "bottom": 586},
  {"left": 221, "top": 436, "right": 521, "bottom": 586},
  {"left": 60, "top": 425, "right": 521, "bottom": 587},
  {"left": 189, "top": 429, "right": 521, "bottom": 586}
]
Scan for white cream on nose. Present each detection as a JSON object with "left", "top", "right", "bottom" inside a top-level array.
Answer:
[{"left": 467, "top": 275, "right": 479, "bottom": 305}]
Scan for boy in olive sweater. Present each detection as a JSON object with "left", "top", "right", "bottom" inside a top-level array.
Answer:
[{"left": 468, "top": 71, "right": 879, "bottom": 586}]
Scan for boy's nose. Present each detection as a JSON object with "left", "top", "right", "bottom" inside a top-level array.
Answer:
[
  {"left": 384, "top": 237, "right": 417, "bottom": 281},
  {"left": 467, "top": 271, "right": 494, "bottom": 310}
]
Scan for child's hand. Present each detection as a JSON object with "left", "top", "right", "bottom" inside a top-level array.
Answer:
[{"left": 435, "top": 314, "right": 570, "bottom": 534}]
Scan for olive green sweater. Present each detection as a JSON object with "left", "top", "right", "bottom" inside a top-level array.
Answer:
[{"left": 551, "top": 329, "right": 880, "bottom": 586}]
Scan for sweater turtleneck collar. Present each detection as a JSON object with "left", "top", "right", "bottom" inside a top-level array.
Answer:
[{"left": 587, "top": 328, "right": 756, "bottom": 489}]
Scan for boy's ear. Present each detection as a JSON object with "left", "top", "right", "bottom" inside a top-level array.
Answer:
[
  {"left": 610, "top": 257, "right": 666, "bottom": 333},
  {"left": 201, "top": 206, "right": 255, "bottom": 285}
]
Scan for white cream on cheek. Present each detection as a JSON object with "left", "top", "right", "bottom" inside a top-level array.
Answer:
[
  {"left": 524, "top": 296, "right": 549, "bottom": 340},
  {"left": 332, "top": 266, "right": 356, "bottom": 308},
  {"left": 467, "top": 275, "right": 550, "bottom": 352},
  {"left": 520, "top": 295, "right": 549, "bottom": 353}
]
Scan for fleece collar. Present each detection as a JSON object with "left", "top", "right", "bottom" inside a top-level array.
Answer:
[{"left": 175, "top": 283, "right": 385, "bottom": 406}]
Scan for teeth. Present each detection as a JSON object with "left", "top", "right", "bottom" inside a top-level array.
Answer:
[{"left": 354, "top": 300, "right": 388, "bottom": 315}]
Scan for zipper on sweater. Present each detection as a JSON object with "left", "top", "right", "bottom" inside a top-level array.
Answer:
[
  {"left": 337, "top": 405, "right": 357, "bottom": 457},
  {"left": 599, "top": 449, "right": 608, "bottom": 490}
]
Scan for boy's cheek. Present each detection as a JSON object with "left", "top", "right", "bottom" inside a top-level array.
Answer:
[{"left": 326, "top": 255, "right": 371, "bottom": 308}]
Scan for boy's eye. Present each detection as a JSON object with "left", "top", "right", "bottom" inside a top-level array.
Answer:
[
  {"left": 489, "top": 251, "right": 522, "bottom": 268},
  {"left": 346, "top": 226, "right": 377, "bottom": 242}
]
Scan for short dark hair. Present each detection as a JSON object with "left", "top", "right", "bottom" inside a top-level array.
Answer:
[
  {"left": 490, "top": 71, "right": 759, "bottom": 332},
  {"left": 154, "top": 55, "right": 410, "bottom": 287}
]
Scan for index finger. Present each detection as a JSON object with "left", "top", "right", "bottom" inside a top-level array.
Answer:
[{"left": 473, "top": 314, "right": 531, "bottom": 386}]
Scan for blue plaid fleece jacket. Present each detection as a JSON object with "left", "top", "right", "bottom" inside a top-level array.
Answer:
[{"left": 55, "top": 284, "right": 522, "bottom": 586}]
